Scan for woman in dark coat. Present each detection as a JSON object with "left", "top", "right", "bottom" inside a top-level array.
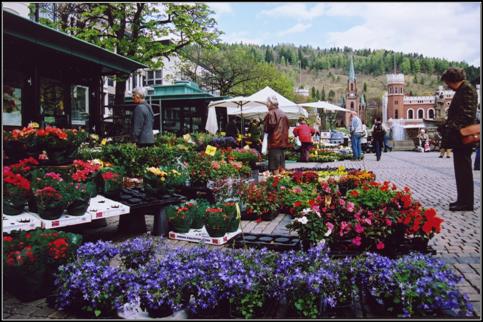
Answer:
[{"left": 440, "top": 67, "right": 478, "bottom": 211}]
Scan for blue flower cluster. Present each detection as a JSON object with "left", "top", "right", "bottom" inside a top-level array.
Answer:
[
  {"left": 209, "top": 136, "right": 237, "bottom": 148},
  {"left": 54, "top": 239, "right": 474, "bottom": 319},
  {"left": 356, "top": 252, "right": 474, "bottom": 317},
  {"left": 119, "top": 236, "right": 155, "bottom": 269}
]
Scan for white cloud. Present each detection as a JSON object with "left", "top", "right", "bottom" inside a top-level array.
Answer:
[
  {"left": 208, "top": 3, "right": 233, "bottom": 15},
  {"left": 222, "top": 31, "right": 263, "bottom": 45},
  {"left": 324, "top": 3, "right": 481, "bottom": 66},
  {"left": 278, "top": 23, "right": 312, "bottom": 37},
  {"left": 261, "top": 3, "right": 326, "bottom": 21}
]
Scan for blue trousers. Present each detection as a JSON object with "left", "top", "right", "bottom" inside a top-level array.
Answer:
[
  {"left": 475, "top": 147, "right": 480, "bottom": 170},
  {"left": 351, "top": 133, "right": 362, "bottom": 159}
]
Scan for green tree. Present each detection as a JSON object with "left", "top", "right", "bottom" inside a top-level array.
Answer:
[
  {"left": 321, "top": 87, "right": 326, "bottom": 101},
  {"left": 311, "top": 86, "right": 316, "bottom": 100},
  {"left": 316, "top": 89, "right": 321, "bottom": 101},
  {"left": 35, "top": 3, "right": 221, "bottom": 104},
  {"left": 363, "top": 82, "right": 367, "bottom": 92},
  {"left": 328, "top": 90, "right": 336, "bottom": 102},
  {"left": 265, "top": 48, "right": 274, "bottom": 63},
  {"left": 400, "top": 57, "right": 411, "bottom": 74}
]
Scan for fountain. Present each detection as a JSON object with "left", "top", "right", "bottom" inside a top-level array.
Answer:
[
  {"left": 386, "top": 118, "right": 423, "bottom": 150},
  {"left": 390, "top": 118, "right": 406, "bottom": 140}
]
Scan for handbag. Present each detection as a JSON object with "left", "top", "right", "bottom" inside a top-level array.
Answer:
[
  {"left": 460, "top": 124, "right": 480, "bottom": 145},
  {"left": 294, "top": 136, "right": 302, "bottom": 150},
  {"left": 261, "top": 133, "right": 269, "bottom": 155}
]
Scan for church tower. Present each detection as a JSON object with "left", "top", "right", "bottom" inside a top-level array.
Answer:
[{"left": 345, "top": 55, "right": 360, "bottom": 126}]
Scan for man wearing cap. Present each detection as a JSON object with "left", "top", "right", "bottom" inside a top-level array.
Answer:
[{"left": 263, "top": 96, "right": 290, "bottom": 174}]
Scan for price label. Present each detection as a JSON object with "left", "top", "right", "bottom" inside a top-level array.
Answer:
[
  {"left": 52, "top": 220, "right": 60, "bottom": 227},
  {"left": 96, "top": 212, "right": 103, "bottom": 218},
  {"left": 205, "top": 145, "right": 217, "bottom": 156}
]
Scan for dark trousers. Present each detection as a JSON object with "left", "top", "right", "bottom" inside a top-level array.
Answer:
[
  {"left": 453, "top": 146, "right": 474, "bottom": 206},
  {"left": 474, "top": 147, "right": 480, "bottom": 170},
  {"left": 136, "top": 143, "right": 154, "bottom": 148},
  {"left": 374, "top": 139, "right": 383, "bottom": 161},
  {"left": 300, "top": 142, "right": 312, "bottom": 162}
]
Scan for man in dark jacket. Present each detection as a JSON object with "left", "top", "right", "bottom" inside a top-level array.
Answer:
[
  {"left": 441, "top": 67, "right": 478, "bottom": 211},
  {"left": 263, "top": 96, "right": 290, "bottom": 175},
  {"left": 131, "top": 87, "right": 155, "bottom": 147}
]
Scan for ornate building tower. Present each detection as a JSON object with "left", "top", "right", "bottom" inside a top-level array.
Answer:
[
  {"left": 345, "top": 55, "right": 360, "bottom": 126},
  {"left": 386, "top": 73, "right": 405, "bottom": 120}
]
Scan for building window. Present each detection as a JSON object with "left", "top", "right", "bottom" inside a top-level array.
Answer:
[
  {"left": 351, "top": 83, "right": 353, "bottom": 92},
  {"left": 407, "top": 109, "right": 414, "bottom": 119},
  {"left": 395, "top": 109, "right": 399, "bottom": 119},
  {"left": 144, "top": 69, "right": 162, "bottom": 86},
  {"left": 417, "top": 109, "right": 424, "bottom": 119},
  {"left": 395, "top": 100, "right": 398, "bottom": 105},
  {"left": 350, "top": 102, "right": 354, "bottom": 109},
  {"left": 389, "top": 87, "right": 393, "bottom": 94},
  {"left": 428, "top": 109, "right": 435, "bottom": 119},
  {"left": 107, "top": 77, "right": 114, "bottom": 86}
]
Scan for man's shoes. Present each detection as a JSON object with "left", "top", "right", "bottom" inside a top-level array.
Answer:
[
  {"left": 449, "top": 201, "right": 459, "bottom": 207},
  {"left": 439, "top": 155, "right": 443, "bottom": 158},
  {"left": 446, "top": 156, "right": 451, "bottom": 158},
  {"left": 449, "top": 204, "right": 474, "bottom": 211}
]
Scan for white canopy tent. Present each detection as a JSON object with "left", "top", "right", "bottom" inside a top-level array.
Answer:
[
  {"left": 299, "top": 101, "right": 351, "bottom": 113},
  {"left": 231, "top": 86, "right": 309, "bottom": 120}
]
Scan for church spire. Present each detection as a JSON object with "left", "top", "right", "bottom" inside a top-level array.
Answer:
[{"left": 349, "top": 55, "right": 356, "bottom": 81}]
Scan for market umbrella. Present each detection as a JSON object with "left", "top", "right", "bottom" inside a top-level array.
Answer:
[
  {"left": 205, "top": 106, "right": 219, "bottom": 134},
  {"left": 299, "top": 101, "right": 351, "bottom": 112}
]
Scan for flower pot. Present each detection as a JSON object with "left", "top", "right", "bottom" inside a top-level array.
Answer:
[
  {"left": 205, "top": 225, "right": 226, "bottom": 238},
  {"left": 261, "top": 211, "right": 276, "bottom": 221},
  {"left": 86, "top": 180, "right": 98, "bottom": 198},
  {"left": 45, "top": 147, "right": 77, "bottom": 166},
  {"left": 147, "top": 305, "right": 173, "bottom": 318},
  {"left": 171, "top": 223, "right": 191, "bottom": 234},
  {"left": 37, "top": 204, "right": 66, "bottom": 220},
  {"left": 3, "top": 199, "right": 26, "bottom": 216},
  {"left": 190, "top": 216, "right": 205, "bottom": 229},
  {"left": 4, "top": 266, "right": 52, "bottom": 302},
  {"left": 67, "top": 198, "right": 91, "bottom": 216},
  {"left": 28, "top": 197, "right": 38, "bottom": 213}
]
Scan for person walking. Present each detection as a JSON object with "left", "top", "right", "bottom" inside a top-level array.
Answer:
[
  {"left": 131, "top": 87, "right": 154, "bottom": 148},
  {"left": 293, "top": 117, "right": 316, "bottom": 162},
  {"left": 383, "top": 125, "right": 393, "bottom": 152},
  {"left": 371, "top": 117, "right": 386, "bottom": 161},
  {"left": 360, "top": 122, "right": 368, "bottom": 156},
  {"left": 349, "top": 111, "right": 364, "bottom": 160},
  {"left": 440, "top": 67, "right": 478, "bottom": 211},
  {"left": 263, "top": 96, "right": 290, "bottom": 175}
]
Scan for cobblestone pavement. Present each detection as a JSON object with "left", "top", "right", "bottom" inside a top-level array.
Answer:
[{"left": 3, "top": 151, "right": 481, "bottom": 319}]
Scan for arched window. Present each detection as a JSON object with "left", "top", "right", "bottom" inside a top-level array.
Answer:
[
  {"left": 418, "top": 109, "right": 424, "bottom": 119},
  {"left": 395, "top": 109, "right": 399, "bottom": 119},
  {"left": 351, "top": 102, "right": 354, "bottom": 109},
  {"left": 407, "top": 109, "right": 414, "bottom": 119},
  {"left": 351, "top": 83, "right": 354, "bottom": 91},
  {"left": 428, "top": 109, "right": 435, "bottom": 119},
  {"left": 389, "top": 87, "right": 393, "bottom": 94}
]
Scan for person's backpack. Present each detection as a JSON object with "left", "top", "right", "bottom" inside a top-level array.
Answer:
[{"left": 373, "top": 123, "right": 385, "bottom": 139}]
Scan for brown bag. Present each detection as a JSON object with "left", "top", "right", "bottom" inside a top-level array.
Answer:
[{"left": 459, "top": 124, "right": 480, "bottom": 145}]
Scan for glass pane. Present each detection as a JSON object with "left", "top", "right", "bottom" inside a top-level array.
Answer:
[
  {"left": 3, "top": 85, "right": 22, "bottom": 126},
  {"left": 132, "top": 76, "right": 137, "bottom": 89},
  {"left": 155, "top": 79, "right": 162, "bottom": 85},
  {"left": 40, "top": 77, "right": 65, "bottom": 126},
  {"left": 147, "top": 71, "right": 154, "bottom": 79},
  {"left": 71, "top": 86, "right": 89, "bottom": 125},
  {"left": 163, "top": 107, "right": 181, "bottom": 134},
  {"left": 155, "top": 70, "right": 162, "bottom": 79}
]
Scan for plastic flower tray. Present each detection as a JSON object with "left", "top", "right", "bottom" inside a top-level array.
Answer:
[
  {"left": 87, "top": 195, "right": 130, "bottom": 220},
  {"left": 38, "top": 212, "right": 92, "bottom": 229},
  {"left": 231, "top": 233, "right": 301, "bottom": 251},
  {"left": 168, "top": 226, "right": 241, "bottom": 245},
  {"left": 2, "top": 212, "right": 42, "bottom": 233}
]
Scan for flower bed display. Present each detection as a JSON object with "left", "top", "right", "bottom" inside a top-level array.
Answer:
[
  {"left": 3, "top": 228, "right": 82, "bottom": 301},
  {"left": 53, "top": 242, "right": 474, "bottom": 318}
]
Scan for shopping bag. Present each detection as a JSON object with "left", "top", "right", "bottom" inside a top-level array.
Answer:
[
  {"left": 424, "top": 142, "right": 430, "bottom": 152},
  {"left": 294, "top": 136, "right": 302, "bottom": 150},
  {"left": 261, "top": 133, "right": 268, "bottom": 155}
]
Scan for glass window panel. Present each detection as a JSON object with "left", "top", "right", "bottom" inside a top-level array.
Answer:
[
  {"left": 40, "top": 77, "right": 65, "bottom": 126},
  {"left": 155, "top": 70, "right": 162, "bottom": 79},
  {"left": 3, "top": 84, "right": 22, "bottom": 126},
  {"left": 147, "top": 71, "right": 154, "bottom": 79},
  {"left": 71, "top": 85, "right": 89, "bottom": 125}
]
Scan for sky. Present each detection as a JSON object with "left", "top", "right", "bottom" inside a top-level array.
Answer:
[{"left": 206, "top": 2, "right": 481, "bottom": 67}]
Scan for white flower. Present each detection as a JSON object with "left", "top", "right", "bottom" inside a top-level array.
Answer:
[
  {"left": 295, "top": 216, "right": 308, "bottom": 225},
  {"left": 324, "top": 229, "right": 332, "bottom": 237},
  {"left": 301, "top": 208, "right": 312, "bottom": 216}
]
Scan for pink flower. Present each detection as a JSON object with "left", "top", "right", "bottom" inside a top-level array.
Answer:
[
  {"left": 38, "top": 151, "right": 49, "bottom": 160},
  {"left": 339, "top": 199, "right": 346, "bottom": 207},
  {"left": 364, "top": 218, "right": 372, "bottom": 225},
  {"left": 321, "top": 207, "right": 327, "bottom": 213},
  {"left": 385, "top": 218, "right": 393, "bottom": 226},
  {"left": 326, "top": 222, "right": 334, "bottom": 233},
  {"left": 45, "top": 172, "right": 63, "bottom": 181},
  {"left": 376, "top": 241, "right": 385, "bottom": 250},
  {"left": 352, "top": 236, "right": 362, "bottom": 247},
  {"left": 280, "top": 186, "right": 287, "bottom": 191},
  {"left": 355, "top": 224, "right": 364, "bottom": 234},
  {"left": 212, "top": 161, "right": 220, "bottom": 170},
  {"left": 339, "top": 221, "right": 351, "bottom": 237},
  {"left": 354, "top": 212, "right": 361, "bottom": 221},
  {"left": 346, "top": 201, "right": 355, "bottom": 213},
  {"left": 292, "top": 186, "right": 302, "bottom": 193}
]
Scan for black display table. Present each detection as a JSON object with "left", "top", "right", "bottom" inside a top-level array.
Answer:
[{"left": 115, "top": 188, "right": 187, "bottom": 236}]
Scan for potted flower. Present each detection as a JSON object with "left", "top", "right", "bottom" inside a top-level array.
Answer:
[
  {"left": 65, "top": 182, "right": 91, "bottom": 216},
  {"left": 221, "top": 201, "right": 241, "bottom": 233},
  {"left": 240, "top": 182, "right": 279, "bottom": 221},
  {"left": 205, "top": 207, "right": 229, "bottom": 237},
  {"left": 189, "top": 199, "right": 210, "bottom": 230},
  {"left": 71, "top": 160, "right": 101, "bottom": 197},
  {"left": 98, "top": 166, "right": 124, "bottom": 199},
  {"left": 34, "top": 186, "right": 67, "bottom": 220},
  {"left": 3, "top": 166, "right": 31, "bottom": 215},
  {"left": 144, "top": 166, "right": 188, "bottom": 197},
  {"left": 119, "top": 237, "right": 155, "bottom": 270},
  {"left": 166, "top": 204, "right": 193, "bottom": 233},
  {"left": 3, "top": 229, "right": 82, "bottom": 301},
  {"left": 30, "top": 171, "right": 67, "bottom": 214},
  {"left": 36, "top": 127, "right": 88, "bottom": 165}
]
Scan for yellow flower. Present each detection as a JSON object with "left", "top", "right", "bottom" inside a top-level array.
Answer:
[
  {"left": 28, "top": 122, "right": 39, "bottom": 129},
  {"left": 91, "top": 159, "right": 104, "bottom": 168}
]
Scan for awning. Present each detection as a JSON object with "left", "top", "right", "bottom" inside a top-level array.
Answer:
[{"left": 4, "top": 11, "right": 146, "bottom": 75}]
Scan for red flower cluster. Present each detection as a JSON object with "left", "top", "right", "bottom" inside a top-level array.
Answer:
[
  {"left": 72, "top": 160, "right": 101, "bottom": 182},
  {"left": 9, "top": 157, "right": 39, "bottom": 174},
  {"left": 34, "top": 186, "right": 62, "bottom": 201},
  {"left": 290, "top": 171, "right": 319, "bottom": 184},
  {"left": 48, "top": 238, "right": 69, "bottom": 260},
  {"left": 11, "top": 126, "right": 36, "bottom": 140},
  {"left": 101, "top": 171, "right": 119, "bottom": 181},
  {"left": 4, "top": 168, "right": 31, "bottom": 192},
  {"left": 206, "top": 207, "right": 224, "bottom": 214},
  {"left": 36, "top": 126, "right": 68, "bottom": 140}
]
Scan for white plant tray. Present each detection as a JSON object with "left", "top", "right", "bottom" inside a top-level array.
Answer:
[
  {"left": 2, "top": 212, "right": 42, "bottom": 233},
  {"left": 39, "top": 212, "right": 92, "bottom": 229},
  {"left": 168, "top": 226, "right": 241, "bottom": 245},
  {"left": 118, "top": 302, "right": 187, "bottom": 320},
  {"left": 87, "top": 195, "right": 130, "bottom": 220}
]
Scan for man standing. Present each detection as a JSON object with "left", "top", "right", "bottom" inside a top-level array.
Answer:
[
  {"left": 263, "top": 96, "right": 290, "bottom": 175},
  {"left": 441, "top": 67, "right": 477, "bottom": 211},
  {"left": 349, "top": 111, "right": 364, "bottom": 160},
  {"left": 131, "top": 87, "right": 154, "bottom": 148}
]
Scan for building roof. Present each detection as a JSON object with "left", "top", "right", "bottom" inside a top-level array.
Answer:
[
  {"left": 349, "top": 55, "right": 356, "bottom": 81},
  {"left": 3, "top": 10, "right": 147, "bottom": 75},
  {"left": 149, "top": 81, "right": 224, "bottom": 101}
]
